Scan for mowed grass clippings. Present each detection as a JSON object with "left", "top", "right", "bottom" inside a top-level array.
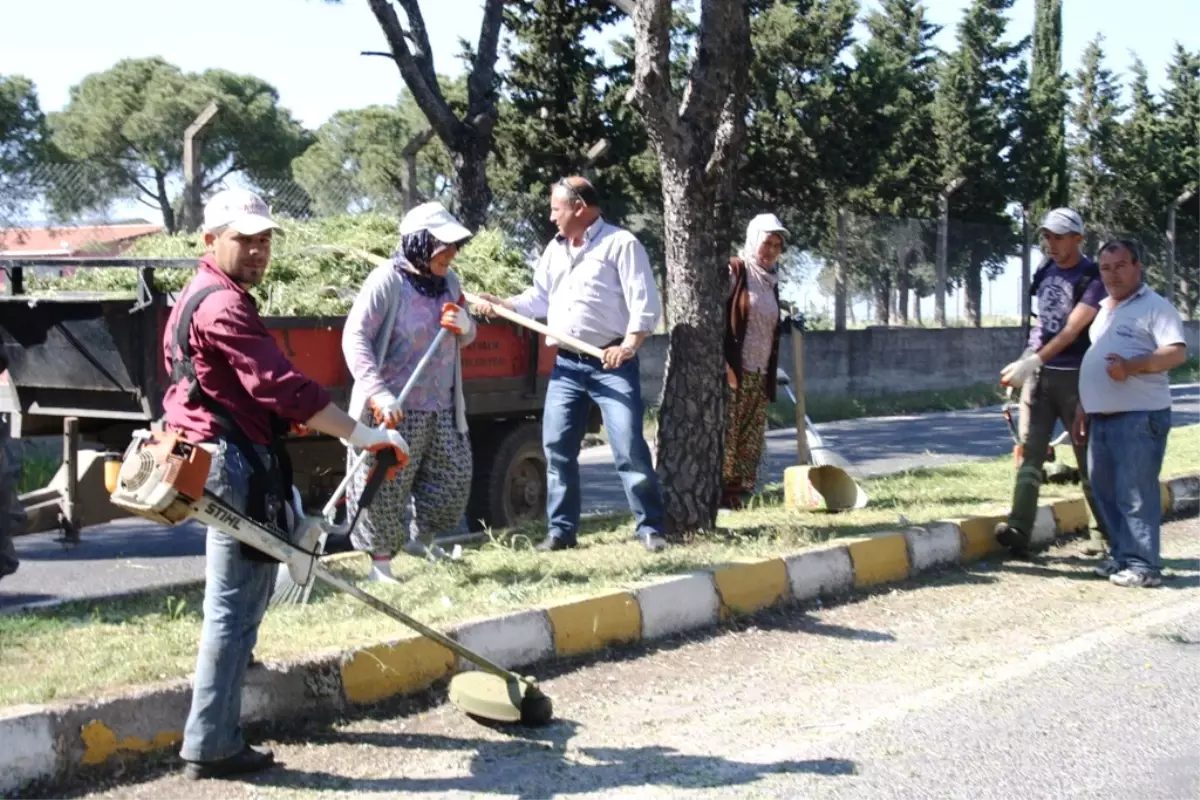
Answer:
[{"left": 1, "top": 424, "right": 1196, "bottom": 709}]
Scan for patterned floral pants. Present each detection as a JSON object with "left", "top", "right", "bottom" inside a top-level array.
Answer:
[
  {"left": 345, "top": 408, "right": 473, "bottom": 557},
  {"left": 723, "top": 371, "right": 769, "bottom": 496}
]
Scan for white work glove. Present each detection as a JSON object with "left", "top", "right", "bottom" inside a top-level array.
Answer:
[
  {"left": 369, "top": 391, "right": 404, "bottom": 428},
  {"left": 1000, "top": 353, "right": 1043, "bottom": 389},
  {"left": 348, "top": 422, "right": 410, "bottom": 469},
  {"left": 440, "top": 302, "right": 475, "bottom": 338}
]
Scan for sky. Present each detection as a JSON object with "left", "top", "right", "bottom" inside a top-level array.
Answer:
[{"left": 3, "top": 0, "right": 1197, "bottom": 319}]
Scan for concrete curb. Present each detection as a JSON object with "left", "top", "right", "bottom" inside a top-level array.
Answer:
[{"left": 3, "top": 473, "right": 1198, "bottom": 796}]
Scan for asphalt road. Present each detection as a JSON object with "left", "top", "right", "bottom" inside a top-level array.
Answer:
[
  {"left": 2, "top": 384, "right": 1196, "bottom": 613},
  {"left": 62, "top": 518, "right": 1200, "bottom": 800}
]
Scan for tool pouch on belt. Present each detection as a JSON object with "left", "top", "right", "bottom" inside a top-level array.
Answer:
[{"left": 233, "top": 419, "right": 296, "bottom": 564}]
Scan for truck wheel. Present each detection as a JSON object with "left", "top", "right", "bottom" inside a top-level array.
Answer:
[{"left": 468, "top": 421, "right": 546, "bottom": 533}]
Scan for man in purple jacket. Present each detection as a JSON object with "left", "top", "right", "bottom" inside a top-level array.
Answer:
[
  {"left": 995, "top": 208, "right": 1109, "bottom": 555},
  {"left": 161, "top": 189, "right": 409, "bottom": 780}
]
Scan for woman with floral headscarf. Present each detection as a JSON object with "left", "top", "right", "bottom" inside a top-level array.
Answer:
[
  {"left": 722, "top": 213, "right": 788, "bottom": 509},
  {"left": 341, "top": 202, "right": 477, "bottom": 582}
]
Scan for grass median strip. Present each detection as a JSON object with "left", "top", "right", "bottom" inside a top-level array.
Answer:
[{"left": 1, "top": 423, "right": 1196, "bottom": 709}]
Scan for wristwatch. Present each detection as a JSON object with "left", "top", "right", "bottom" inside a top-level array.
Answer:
[{"left": 619, "top": 344, "right": 636, "bottom": 360}]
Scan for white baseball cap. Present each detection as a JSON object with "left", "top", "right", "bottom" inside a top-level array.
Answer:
[
  {"left": 751, "top": 212, "right": 789, "bottom": 236},
  {"left": 1039, "top": 207, "right": 1084, "bottom": 236},
  {"left": 399, "top": 201, "right": 473, "bottom": 246},
  {"left": 202, "top": 188, "right": 282, "bottom": 235}
]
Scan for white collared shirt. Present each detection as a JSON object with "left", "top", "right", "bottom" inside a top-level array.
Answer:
[
  {"left": 510, "top": 218, "right": 662, "bottom": 349},
  {"left": 1079, "top": 283, "right": 1186, "bottom": 414}
]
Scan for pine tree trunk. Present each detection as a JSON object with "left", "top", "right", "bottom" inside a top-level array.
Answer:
[
  {"left": 896, "top": 253, "right": 910, "bottom": 326},
  {"left": 653, "top": 169, "right": 728, "bottom": 535},
  {"left": 914, "top": 293, "right": 923, "bottom": 326},
  {"left": 965, "top": 263, "right": 983, "bottom": 328},
  {"left": 453, "top": 140, "right": 493, "bottom": 232},
  {"left": 874, "top": 271, "right": 891, "bottom": 326},
  {"left": 630, "top": 0, "right": 751, "bottom": 537}
]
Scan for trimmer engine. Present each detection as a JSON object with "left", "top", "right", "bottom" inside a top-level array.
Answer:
[{"left": 109, "top": 431, "right": 212, "bottom": 524}]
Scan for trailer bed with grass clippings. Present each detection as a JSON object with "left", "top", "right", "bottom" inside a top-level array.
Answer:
[{"left": 0, "top": 256, "right": 593, "bottom": 540}]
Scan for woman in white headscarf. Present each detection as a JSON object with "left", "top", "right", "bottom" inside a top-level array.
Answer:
[
  {"left": 722, "top": 213, "right": 788, "bottom": 509},
  {"left": 341, "top": 202, "right": 477, "bottom": 581}
]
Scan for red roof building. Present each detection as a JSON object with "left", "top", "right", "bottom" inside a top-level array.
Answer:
[{"left": 0, "top": 223, "right": 163, "bottom": 257}]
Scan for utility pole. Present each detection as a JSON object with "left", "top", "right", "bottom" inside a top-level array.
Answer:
[
  {"left": 181, "top": 101, "right": 220, "bottom": 234},
  {"left": 935, "top": 177, "right": 966, "bottom": 327}
]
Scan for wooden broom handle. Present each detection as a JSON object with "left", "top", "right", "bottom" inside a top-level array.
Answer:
[{"left": 461, "top": 291, "right": 608, "bottom": 360}]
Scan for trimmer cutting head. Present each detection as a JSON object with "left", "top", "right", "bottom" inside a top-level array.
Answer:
[{"left": 448, "top": 671, "right": 554, "bottom": 727}]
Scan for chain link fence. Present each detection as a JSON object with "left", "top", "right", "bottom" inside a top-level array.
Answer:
[{"left": 4, "top": 162, "right": 1196, "bottom": 320}]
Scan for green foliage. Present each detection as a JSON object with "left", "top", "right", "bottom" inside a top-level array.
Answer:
[
  {"left": 27, "top": 215, "right": 532, "bottom": 316},
  {"left": 291, "top": 85, "right": 461, "bottom": 217},
  {"left": 47, "top": 57, "right": 311, "bottom": 232},
  {"left": 932, "top": 0, "right": 1026, "bottom": 325},
  {"left": 1067, "top": 35, "right": 1125, "bottom": 247},
  {"left": 0, "top": 74, "right": 49, "bottom": 231},
  {"left": 492, "top": 0, "right": 653, "bottom": 257},
  {"left": 1015, "top": 0, "right": 1068, "bottom": 220},
  {"left": 741, "top": 0, "right": 862, "bottom": 249}
]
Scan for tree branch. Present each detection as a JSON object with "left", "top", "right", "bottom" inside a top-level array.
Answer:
[
  {"left": 400, "top": 127, "right": 436, "bottom": 158},
  {"left": 466, "top": 0, "right": 504, "bottom": 131},
  {"left": 683, "top": 0, "right": 750, "bottom": 152},
  {"left": 365, "top": 0, "right": 461, "bottom": 146},
  {"left": 605, "top": 0, "right": 636, "bottom": 13},
  {"left": 703, "top": 90, "right": 741, "bottom": 184},
  {"left": 201, "top": 165, "right": 238, "bottom": 192},
  {"left": 630, "top": 0, "right": 676, "bottom": 146},
  {"left": 393, "top": 0, "right": 437, "bottom": 86}
]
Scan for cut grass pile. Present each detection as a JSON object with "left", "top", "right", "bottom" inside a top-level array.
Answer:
[{"left": 1, "top": 424, "right": 1196, "bottom": 709}]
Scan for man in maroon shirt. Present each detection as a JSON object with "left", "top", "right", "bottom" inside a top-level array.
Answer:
[{"left": 163, "top": 188, "right": 409, "bottom": 781}]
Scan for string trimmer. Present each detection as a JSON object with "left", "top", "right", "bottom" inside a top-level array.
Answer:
[
  {"left": 1001, "top": 386, "right": 1078, "bottom": 484},
  {"left": 108, "top": 430, "right": 554, "bottom": 727}
]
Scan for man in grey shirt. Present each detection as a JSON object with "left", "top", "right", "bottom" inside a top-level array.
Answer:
[
  {"left": 475, "top": 177, "right": 668, "bottom": 553},
  {"left": 1073, "top": 239, "right": 1187, "bottom": 588}
]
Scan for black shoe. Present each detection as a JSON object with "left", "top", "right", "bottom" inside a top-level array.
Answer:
[
  {"left": 536, "top": 536, "right": 577, "bottom": 552},
  {"left": 640, "top": 533, "right": 668, "bottom": 553},
  {"left": 183, "top": 744, "right": 275, "bottom": 781},
  {"left": 994, "top": 522, "right": 1030, "bottom": 554}
]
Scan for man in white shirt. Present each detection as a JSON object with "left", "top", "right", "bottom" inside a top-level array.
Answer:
[
  {"left": 1073, "top": 239, "right": 1187, "bottom": 588},
  {"left": 475, "top": 177, "right": 667, "bottom": 553}
]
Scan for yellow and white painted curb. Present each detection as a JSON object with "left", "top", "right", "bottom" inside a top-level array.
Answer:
[{"left": 3, "top": 473, "right": 1197, "bottom": 796}]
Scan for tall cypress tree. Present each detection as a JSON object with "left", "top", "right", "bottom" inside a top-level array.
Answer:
[
  {"left": 932, "top": 0, "right": 1027, "bottom": 327},
  {"left": 492, "top": 0, "right": 641, "bottom": 250},
  {"left": 1067, "top": 36, "right": 1125, "bottom": 249},
  {"left": 849, "top": 0, "right": 941, "bottom": 324},
  {"left": 1112, "top": 58, "right": 1165, "bottom": 260},
  {"left": 1159, "top": 45, "right": 1200, "bottom": 314},
  {"left": 1027, "top": 0, "right": 1067, "bottom": 218},
  {"left": 739, "top": 0, "right": 862, "bottom": 329}
]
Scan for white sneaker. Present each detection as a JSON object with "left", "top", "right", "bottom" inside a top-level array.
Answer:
[{"left": 367, "top": 557, "right": 401, "bottom": 584}]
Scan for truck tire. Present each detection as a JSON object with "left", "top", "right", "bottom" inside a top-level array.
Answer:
[{"left": 467, "top": 421, "right": 546, "bottom": 533}]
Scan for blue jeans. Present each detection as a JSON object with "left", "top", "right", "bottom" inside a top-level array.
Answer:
[
  {"left": 180, "top": 439, "right": 275, "bottom": 762},
  {"left": 543, "top": 352, "right": 665, "bottom": 543},
  {"left": 1087, "top": 409, "right": 1171, "bottom": 574}
]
